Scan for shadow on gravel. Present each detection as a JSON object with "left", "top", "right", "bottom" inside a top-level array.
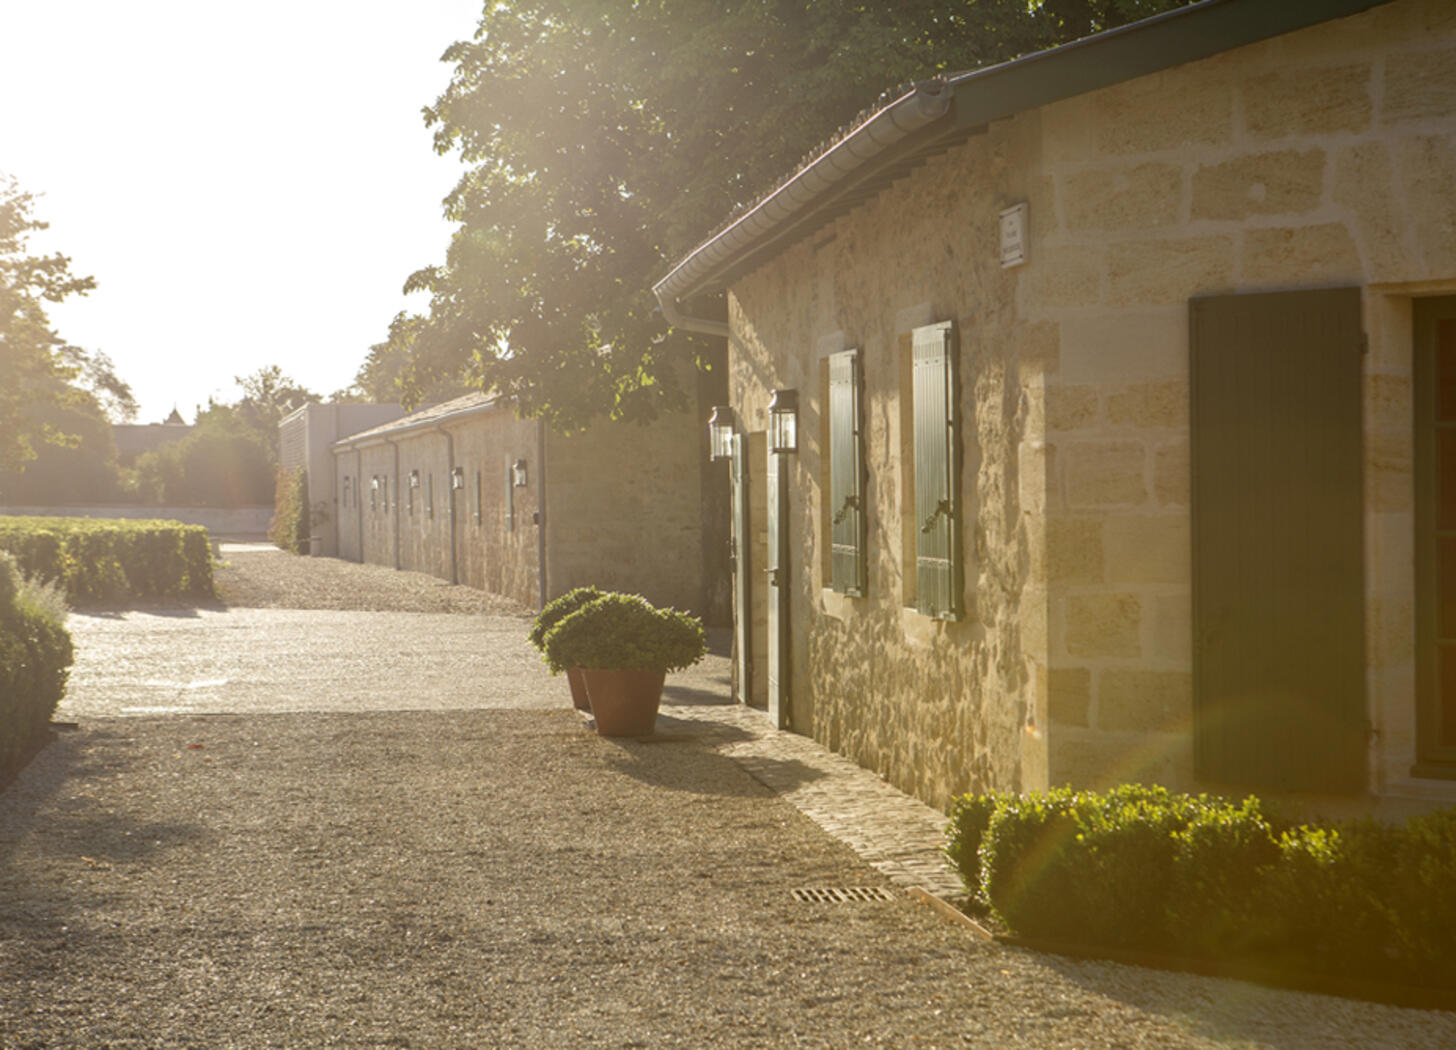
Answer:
[
  {"left": 600, "top": 741, "right": 779, "bottom": 798},
  {"left": 0, "top": 726, "right": 211, "bottom": 875},
  {"left": 661, "top": 683, "right": 734, "bottom": 706}
]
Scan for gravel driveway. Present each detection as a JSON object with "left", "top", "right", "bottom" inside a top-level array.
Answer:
[{"left": 2, "top": 548, "right": 1453, "bottom": 1048}]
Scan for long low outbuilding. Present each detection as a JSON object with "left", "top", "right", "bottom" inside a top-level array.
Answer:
[{"left": 329, "top": 392, "right": 724, "bottom": 618}]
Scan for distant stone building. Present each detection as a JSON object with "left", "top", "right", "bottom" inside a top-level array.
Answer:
[
  {"left": 278, "top": 403, "right": 408, "bottom": 556},
  {"left": 327, "top": 393, "right": 725, "bottom": 617},
  {"left": 654, "top": 0, "right": 1456, "bottom": 814}
]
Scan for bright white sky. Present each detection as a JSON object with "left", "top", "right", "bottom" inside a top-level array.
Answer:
[{"left": 2, "top": 1, "right": 484, "bottom": 423}]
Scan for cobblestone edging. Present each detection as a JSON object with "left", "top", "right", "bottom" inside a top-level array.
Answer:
[{"left": 662, "top": 702, "right": 968, "bottom": 902}]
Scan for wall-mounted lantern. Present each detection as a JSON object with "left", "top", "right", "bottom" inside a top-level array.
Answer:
[
  {"left": 451, "top": 466, "right": 465, "bottom": 490},
  {"left": 409, "top": 469, "right": 421, "bottom": 489},
  {"left": 512, "top": 459, "right": 529, "bottom": 487},
  {"left": 707, "top": 405, "right": 735, "bottom": 461},
  {"left": 768, "top": 388, "right": 799, "bottom": 454}
]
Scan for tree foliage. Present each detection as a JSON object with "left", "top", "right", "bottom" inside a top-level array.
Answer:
[
  {"left": 382, "top": 0, "right": 1191, "bottom": 428},
  {"left": 0, "top": 176, "right": 138, "bottom": 473}
]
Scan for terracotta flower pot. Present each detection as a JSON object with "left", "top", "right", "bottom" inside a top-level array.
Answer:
[
  {"left": 581, "top": 668, "right": 666, "bottom": 737},
  {"left": 565, "top": 667, "right": 592, "bottom": 711}
]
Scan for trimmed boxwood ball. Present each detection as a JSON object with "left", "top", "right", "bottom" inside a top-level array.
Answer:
[
  {"left": 528, "top": 585, "right": 606, "bottom": 654},
  {"left": 542, "top": 593, "right": 705, "bottom": 675}
]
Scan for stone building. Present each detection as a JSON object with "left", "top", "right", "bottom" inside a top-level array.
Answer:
[
  {"left": 330, "top": 392, "right": 722, "bottom": 616},
  {"left": 278, "top": 403, "right": 407, "bottom": 556},
  {"left": 654, "top": 0, "right": 1456, "bottom": 814}
]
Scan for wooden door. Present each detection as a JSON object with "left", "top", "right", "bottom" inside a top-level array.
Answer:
[
  {"left": 1190, "top": 287, "right": 1366, "bottom": 792},
  {"left": 766, "top": 447, "right": 789, "bottom": 728}
]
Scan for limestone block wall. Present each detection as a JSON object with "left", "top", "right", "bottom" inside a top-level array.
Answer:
[
  {"left": 446, "top": 411, "right": 541, "bottom": 610},
  {"left": 723, "top": 0, "right": 1456, "bottom": 810},
  {"left": 728, "top": 109, "right": 1053, "bottom": 809},
  {"left": 390, "top": 429, "right": 454, "bottom": 582},
  {"left": 1033, "top": 0, "right": 1456, "bottom": 798},
  {"left": 544, "top": 406, "right": 709, "bottom": 616},
  {"left": 353, "top": 443, "right": 399, "bottom": 570}
]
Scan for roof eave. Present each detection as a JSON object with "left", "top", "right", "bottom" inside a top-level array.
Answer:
[{"left": 654, "top": 0, "right": 1394, "bottom": 313}]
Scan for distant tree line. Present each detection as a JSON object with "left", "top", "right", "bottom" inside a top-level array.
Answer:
[{"left": 0, "top": 183, "right": 321, "bottom": 507}]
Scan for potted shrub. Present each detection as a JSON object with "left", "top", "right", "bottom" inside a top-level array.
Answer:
[
  {"left": 542, "top": 593, "right": 706, "bottom": 737},
  {"left": 529, "top": 586, "right": 605, "bottom": 710}
]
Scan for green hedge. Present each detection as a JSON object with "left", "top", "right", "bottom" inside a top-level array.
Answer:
[
  {"left": 946, "top": 785, "right": 1456, "bottom": 991},
  {"left": 0, "top": 516, "right": 214, "bottom": 604},
  {"left": 0, "top": 552, "right": 73, "bottom": 776},
  {"left": 268, "top": 466, "right": 308, "bottom": 554}
]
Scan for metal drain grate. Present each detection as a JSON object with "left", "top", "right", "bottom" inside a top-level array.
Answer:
[{"left": 791, "top": 886, "right": 897, "bottom": 904}]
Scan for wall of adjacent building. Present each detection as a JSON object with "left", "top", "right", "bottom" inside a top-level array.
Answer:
[{"left": 725, "top": 0, "right": 1455, "bottom": 811}]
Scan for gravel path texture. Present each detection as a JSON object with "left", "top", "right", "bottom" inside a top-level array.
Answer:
[{"left": 1, "top": 548, "right": 1453, "bottom": 1048}]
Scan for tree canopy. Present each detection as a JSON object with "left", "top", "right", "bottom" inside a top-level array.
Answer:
[
  {"left": 372, "top": 0, "right": 1191, "bottom": 428},
  {"left": 0, "top": 176, "right": 136, "bottom": 474}
]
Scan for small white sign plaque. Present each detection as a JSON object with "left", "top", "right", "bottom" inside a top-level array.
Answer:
[{"left": 999, "top": 202, "right": 1028, "bottom": 269}]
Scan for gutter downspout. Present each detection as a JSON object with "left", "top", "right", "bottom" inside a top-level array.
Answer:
[
  {"left": 436, "top": 423, "right": 458, "bottom": 585},
  {"left": 386, "top": 436, "right": 402, "bottom": 571},
  {"left": 536, "top": 418, "right": 548, "bottom": 610},
  {"left": 354, "top": 448, "right": 364, "bottom": 563}
]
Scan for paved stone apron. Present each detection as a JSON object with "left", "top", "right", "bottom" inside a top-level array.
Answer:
[{"left": 648, "top": 701, "right": 967, "bottom": 903}]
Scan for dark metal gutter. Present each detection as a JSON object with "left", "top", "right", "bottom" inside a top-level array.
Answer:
[{"left": 652, "top": 0, "right": 1393, "bottom": 315}]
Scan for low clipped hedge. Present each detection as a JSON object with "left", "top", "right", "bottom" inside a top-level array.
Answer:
[
  {"left": 946, "top": 785, "right": 1456, "bottom": 992},
  {"left": 0, "top": 552, "right": 73, "bottom": 779},
  {"left": 0, "top": 516, "right": 214, "bottom": 605}
]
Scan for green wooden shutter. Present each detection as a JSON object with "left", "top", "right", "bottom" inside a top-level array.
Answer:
[
  {"left": 913, "top": 321, "right": 961, "bottom": 620},
  {"left": 828, "top": 348, "right": 866, "bottom": 596},
  {"left": 1190, "top": 287, "right": 1365, "bottom": 793}
]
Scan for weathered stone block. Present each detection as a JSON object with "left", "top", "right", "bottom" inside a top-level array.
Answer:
[
  {"left": 1046, "top": 518, "right": 1104, "bottom": 584},
  {"left": 1370, "top": 429, "right": 1413, "bottom": 513},
  {"left": 1334, "top": 142, "right": 1407, "bottom": 279},
  {"left": 1058, "top": 308, "right": 1187, "bottom": 384},
  {"left": 1383, "top": 46, "right": 1456, "bottom": 124},
  {"left": 1046, "top": 384, "right": 1099, "bottom": 431},
  {"left": 1154, "top": 441, "right": 1189, "bottom": 507},
  {"left": 1243, "top": 65, "right": 1372, "bottom": 138},
  {"left": 1107, "top": 237, "right": 1235, "bottom": 308},
  {"left": 1106, "top": 380, "right": 1188, "bottom": 429},
  {"left": 1148, "top": 594, "right": 1192, "bottom": 666},
  {"left": 1062, "top": 164, "right": 1184, "bottom": 231},
  {"left": 1103, "top": 515, "right": 1190, "bottom": 585},
  {"left": 1065, "top": 593, "right": 1142, "bottom": 659},
  {"left": 1064, "top": 442, "right": 1147, "bottom": 508},
  {"left": 1190, "top": 149, "right": 1326, "bottom": 221},
  {"left": 1097, "top": 669, "right": 1193, "bottom": 732},
  {"left": 1242, "top": 224, "right": 1362, "bottom": 285},
  {"left": 1093, "top": 70, "right": 1233, "bottom": 155},
  {"left": 1049, "top": 667, "right": 1091, "bottom": 727},
  {"left": 1020, "top": 243, "right": 1103, "bottom": 311},
  {"left": 1396, "top": 135, "right": 1456, "bottom": 275},
  {"left": 1368, "top": 372, "right": 1412, "bottom": 435}
]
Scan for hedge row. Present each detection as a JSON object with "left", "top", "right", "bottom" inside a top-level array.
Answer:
[
  {"left": 0, "top": 517, "right": 214, "bottom": 604},
  {"left": 946, "top": 784, "right": 1456, "bottom": 991},
  {"left": 0, "top": 552, "right": 73, "bottom": 777}
]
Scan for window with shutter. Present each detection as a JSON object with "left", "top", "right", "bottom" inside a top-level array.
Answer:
[
  {"left": 828, "top": 348, "right": 866, "bottom": 596},
  {"left": 911, "top": 321, "right": 961, "bottom": 620}
]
